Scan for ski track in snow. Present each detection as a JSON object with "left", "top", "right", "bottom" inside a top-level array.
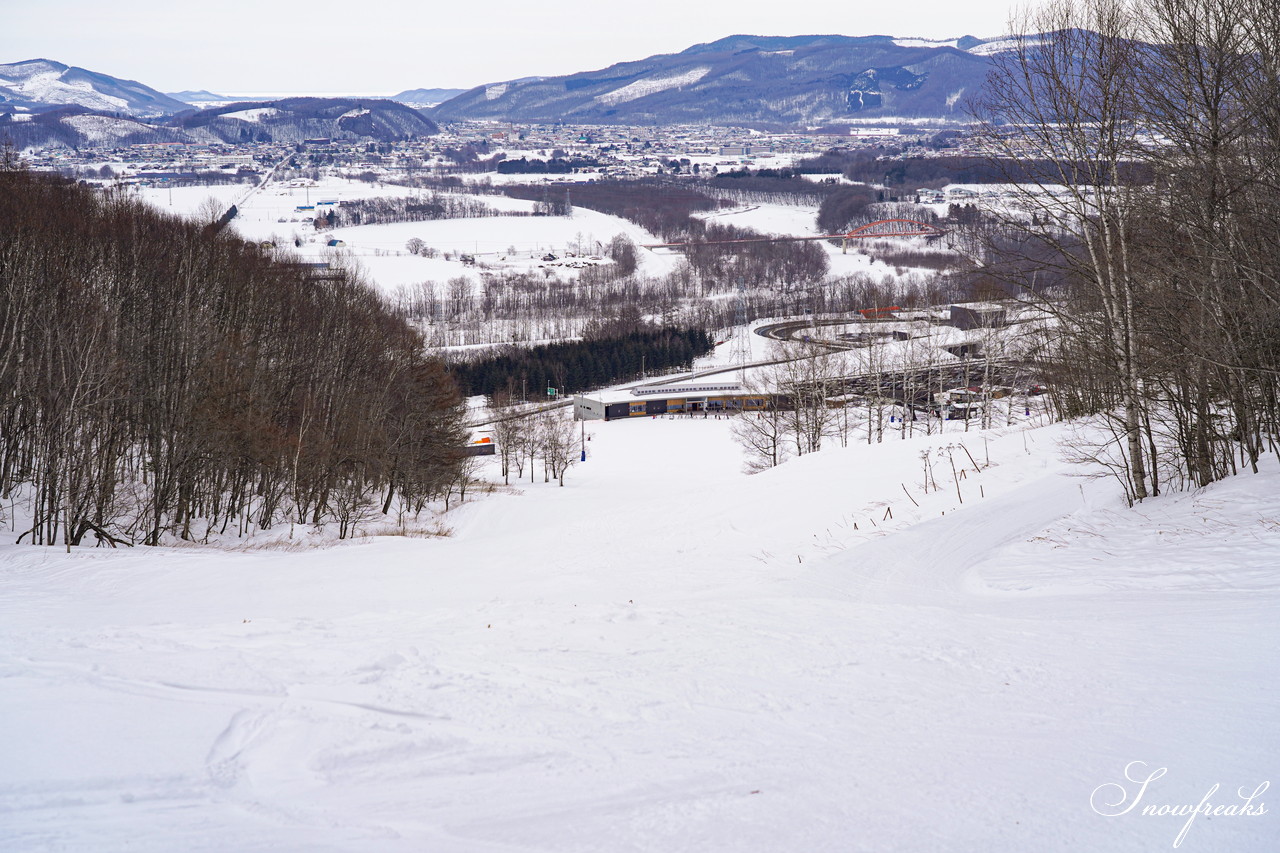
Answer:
[
  {"left": 1, "top": 419, "right": 1277, "bottom": 850},
  {"left": 596, "top": 69, "right": 711, "bottom": 106}
]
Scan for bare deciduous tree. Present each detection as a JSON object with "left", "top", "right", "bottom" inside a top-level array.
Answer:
[{"left": 973, "top": 0, "right": 1280, "bottom": 501}]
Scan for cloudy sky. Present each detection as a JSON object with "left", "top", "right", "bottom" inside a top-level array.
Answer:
[{"left": 3, "top": 0, "right": 1017, "bottom": 95}]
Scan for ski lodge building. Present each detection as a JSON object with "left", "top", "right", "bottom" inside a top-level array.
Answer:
[{"left": 574, "top": 381, "right": 769, "bottom": 421}]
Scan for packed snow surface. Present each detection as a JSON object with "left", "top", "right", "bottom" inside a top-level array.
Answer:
[
  {"left": 596, "top": 68, "right": 711, "bottom": 106},
  {"left": 1, "top": 418, "right": 1275, "bottom": 851},
  {"left": 968, "top": 36, "right": 1045, "bottom": 56},
  {"left": 894, "top": 37, "right": 962, "bottom": 48},
  {"left": 217, "top": 107, "right": 280, "bottom": 122}
]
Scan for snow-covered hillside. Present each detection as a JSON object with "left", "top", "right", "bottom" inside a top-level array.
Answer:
[
  {"left": 62, "top": 114, "right": 159, "bottom": 146},
  {"left": 0, "top": 59, "right": 189, "bottom": 117},
  {"left": 595, "top": 67, "right": 712, "bottom": 106},
  {"left": 1, "top": 419, "right": 1275, "bottom": 851}
]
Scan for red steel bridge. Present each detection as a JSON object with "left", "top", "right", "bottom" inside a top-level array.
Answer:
[{"left": 642, "top": 218, "right": 948, "bottom": 253}]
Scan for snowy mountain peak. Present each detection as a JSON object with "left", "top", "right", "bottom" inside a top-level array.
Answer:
[
  {"left": 0, "top": 58, "right": 69, "bottom": 77},
  {"left": 0, "top": 58, "right": 190, "bottom": 117}
]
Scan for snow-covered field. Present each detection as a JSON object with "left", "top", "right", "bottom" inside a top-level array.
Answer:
[
  {"left": 133, "top": 176, "right": 945, "bottom": 296},
  {"left": 2, "top": 419, "right": 1275, "bottom": 851},
  {"left": 694, "top": 201, "right": 951, "bottom": 279},
  {"left": 131, "top": 182, "right": 252, "bottom": 217},
  {"left": 300, "top": 209, "right": 677, "bottom": 293},
  {"left": 190, "top": 176, "right": 681, "bottom": 293}
]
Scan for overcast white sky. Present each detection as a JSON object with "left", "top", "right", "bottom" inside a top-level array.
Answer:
[{"left": 2, "top": 0, "right": 1017, "bottom": 95}]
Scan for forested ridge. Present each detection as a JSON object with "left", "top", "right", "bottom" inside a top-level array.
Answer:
[{"left": 0, "top": 168, "right": 466, "bottom": 546}]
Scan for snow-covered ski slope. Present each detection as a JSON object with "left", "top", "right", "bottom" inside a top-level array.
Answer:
[{"left": 1, "top": 419, "right": 1276, "bottom": 851}]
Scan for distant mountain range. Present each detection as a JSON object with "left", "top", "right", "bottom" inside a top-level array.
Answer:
[
  {"left": 431, "top": 34, "right": 1016, "bottom": 126},
  {"left": 2, "top": 34, "right": 1028, "bottom": 147},
  {"left": 166, "top": 89, "right": 229, "bottom": 106},
  {"left": 391, "top": 87, "right": 468, "bottom": 107},
  {"left": 0, "top": 96, "right": 438, "bottom": 150},
  {"left": 0, "top": 60, "right": 442, "bottom": 149},
  {"left": 0, "top": 58, "right": 190, "bottom": 117}
]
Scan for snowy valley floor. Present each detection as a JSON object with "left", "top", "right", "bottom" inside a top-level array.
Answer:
[{"left": 1, "top": 419, "right": 1276, "bottom": 852}]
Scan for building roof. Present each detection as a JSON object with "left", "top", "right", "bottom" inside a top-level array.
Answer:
[{"left": 578, "top": 380, "right": 749, "bottom": 406}]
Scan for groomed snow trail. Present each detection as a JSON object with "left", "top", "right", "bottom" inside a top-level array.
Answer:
[{"left": 1, "top": 420, "right": 1276, "bottom": 851}]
